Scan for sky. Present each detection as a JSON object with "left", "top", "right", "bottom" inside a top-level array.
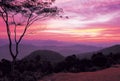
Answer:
[{"left": 0, "top": 0, "right": 120, "bottom": 46}]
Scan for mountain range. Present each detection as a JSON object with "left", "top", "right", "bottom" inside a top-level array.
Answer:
[
  {"left": 0, "top": 40, "right": 120, "bottom": 61},
  {"left": 0, "top": 40, "right": 101, "bottom": 60},
  {"left": 98, "top": 45, "right": 120, "bottom": 54},
  {"left": 77, "top": 44, "right": 120, "bottom": 59}
]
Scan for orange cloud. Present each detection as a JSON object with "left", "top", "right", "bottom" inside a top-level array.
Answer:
[{"left": 0, "top": 0, "right": 120, "bottom": 44}]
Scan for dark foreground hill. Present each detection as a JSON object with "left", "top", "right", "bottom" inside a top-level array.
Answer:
[{"left": 23, "top": 50, "right": 64, "bottom": 64}]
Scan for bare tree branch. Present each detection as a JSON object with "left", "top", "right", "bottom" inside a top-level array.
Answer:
[{"left": 0, "top": 0, "right": 61, "bottom": 62}]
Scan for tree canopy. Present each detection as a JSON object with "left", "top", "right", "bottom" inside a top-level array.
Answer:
[{"left": 0, "top": 0, "right": 62, "bottom": 61}]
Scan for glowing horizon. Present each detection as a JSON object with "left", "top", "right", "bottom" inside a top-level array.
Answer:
[{"left": 0, "top": 0, "right": 120, "bottom": 44}]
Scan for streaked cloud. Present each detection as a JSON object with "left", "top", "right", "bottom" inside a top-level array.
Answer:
[{"left": 0, "top": 0, "right": 120, "bottom": 44}]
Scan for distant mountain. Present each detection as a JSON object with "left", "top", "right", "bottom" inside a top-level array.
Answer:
[
  {"left": 0, "top": 39, "right": 8, "bottom": 46},
  {"left": 38, "top": 44, "right": 102, "bottom": 56},
  {"left": 98, "top": 45, "right": 120, "bottom": 54},
  {"left": 0, "top": 40, "right": 102, "bottom": 60},
  {"left": 77, "top": 44, "right": 120, "bottom": 59},
  {"left": 23, "top": 40, "right": 79, "bottom": 46},
  {"left": 23, "top": 50, "right": 64, "bottom": 64},
  {"left": 0, "top": 44, "right": 40, "bottom": 60},
  {"left": 77, "top": 52, "right": 94, "bottom": 59}
]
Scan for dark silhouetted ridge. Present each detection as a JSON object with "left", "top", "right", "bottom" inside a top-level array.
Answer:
[
  {"left": 24, "top": 50, "right": 64, "bottom": 64},
  {"left": 99, "top": 44, "right": 120, "bottom": 54}
]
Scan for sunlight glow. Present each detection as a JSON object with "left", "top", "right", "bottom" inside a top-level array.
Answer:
[{"left": 0, "top": 0, "right": 120, "bottom": 43}]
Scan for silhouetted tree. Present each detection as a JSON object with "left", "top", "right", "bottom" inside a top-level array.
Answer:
[
  {"left": 0, "top": 0, "right": 61, "bottom": 62},
  {"left": 54, "top": 55, "right": 82, "bottom": 73},
  {"left": 79, "top": 59, "right": 92, "bottom": 72},
  {"left": 106, "top": 53, "right": 116, "bottom": 65},
  {"left": 111, "top": 52, "right": 120, "bottom": 64},
  {"left": 91, "top": 52, "right": 109, "bottom": 68},
  {"left": 54, "top": 61, "right": 66, "bottom": 73},
  {"left": 64, "top": 55, "right": 74, "bottom": 71},
  {"left": 40, "top": 61, "right": 53, "bottom": 75},
  {"left": 0, "top": 59, "right": 11, "bottom": 76},
  {"left": 35, "top": 55, "right": 41, "bottom": 63}
]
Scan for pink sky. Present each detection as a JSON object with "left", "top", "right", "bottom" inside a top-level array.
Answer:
[{"left": 0, "top": 0, "right": 120, "bottom": 44}]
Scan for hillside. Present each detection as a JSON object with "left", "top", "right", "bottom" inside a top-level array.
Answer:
[
  {"left": 37, "top": 43, "right": 101, "bottom": 56},
  {"left": 39, "top": 65, "right": 120, "bottom": 81},
  {"left": 0, "top": 41, "right": 101, "bottom": 60},
  {"left": 0, "top": 44, "right": 39, "bottom": 60},
  {"left": 98, "top": 44, "right": 120, "bottom": 54},
  {"left": 77, "top": 44, "right": 120, "bottom": 59},
  {"left": 23, "top": 50, "right": 64, "bottom": 64}
]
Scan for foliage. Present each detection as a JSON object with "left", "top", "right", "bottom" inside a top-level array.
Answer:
[
  {"left": 0, "top": 0, "right": 61, "bottom": 61},
  {"left": 91, "top": 52, "right": 109, "bottom": 67},
  {"left": 0, "top": 52, "right": 120, "bottom": 81},
  {"left": 54, "top": 52, "right": 120, "bottom": 73}
]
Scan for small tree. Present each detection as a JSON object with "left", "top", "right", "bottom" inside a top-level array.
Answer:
[{"left": 0, "top": 0, "right": 61, "bottom": 62}]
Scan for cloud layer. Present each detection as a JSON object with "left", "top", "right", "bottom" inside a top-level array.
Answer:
[{"left": 0, "top": 0, "right": 120, "bottom": 44}]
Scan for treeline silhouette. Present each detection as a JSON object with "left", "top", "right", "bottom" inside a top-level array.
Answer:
[
  {"left": 54, "top": 52, "right": 120, "bottom": 73},
  {"left": 0, "top": 52, "right": 120, "bottom": 81}
]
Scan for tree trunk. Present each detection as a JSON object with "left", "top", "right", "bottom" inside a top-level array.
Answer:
[
  {"left": 6, "top": 23, "right": 15, "bottom": 61},
  {"left": 5, "top": 21, "right": 17, "bottom": 72}
]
